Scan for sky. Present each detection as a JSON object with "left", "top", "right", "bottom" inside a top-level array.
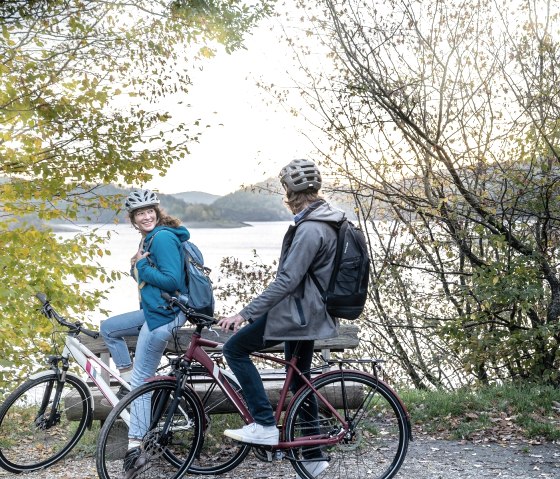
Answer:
[{"left": 144, "top": 12, "right": 318, "bottom": 196}]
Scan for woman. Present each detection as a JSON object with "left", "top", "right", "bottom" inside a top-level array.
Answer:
[
  {"left": 100, "top": 189, "right": 189, "bottom": 479},
  {"left": 218, "top": 159, "right": 343, "bottom": 479}
]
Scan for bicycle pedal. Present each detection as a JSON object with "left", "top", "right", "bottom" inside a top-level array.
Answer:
[{"left": 265, "top": 450, "right": 273, "bottom": 462}]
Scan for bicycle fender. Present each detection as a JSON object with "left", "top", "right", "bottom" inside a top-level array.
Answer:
[
  {"left": 282, "top": 369, "right": 365, "bottom": 420},
  {"left": 28, "top": 369, "right": 64, "bottom": 381},
  {"left": 143, "top": 375, "right": 205, "bottom": 403},
  {"left": 145, "top": 375, "right": 175, "bottom": 382}
]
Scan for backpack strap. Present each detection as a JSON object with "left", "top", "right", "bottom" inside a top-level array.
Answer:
[
  {"left": 143, "top": 231, "right": 161, "bottom": 267},
  {"left": 299, "top": 218, "right": 345, "bottom": 298}
]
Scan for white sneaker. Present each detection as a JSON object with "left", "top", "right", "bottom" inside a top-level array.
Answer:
[
  {"left": 296, "top": 460, "right": 329, "bottom": 479},
  {"left": 223, "top": 423, "right": 279, "bottom": 446}
]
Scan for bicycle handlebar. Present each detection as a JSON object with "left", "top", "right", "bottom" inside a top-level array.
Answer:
[
  {"left": 161, "top": 292, "right": 218, "bottom": 328},
  {"left": 35, "top": 292, "right": 99, "bottom": 339}
]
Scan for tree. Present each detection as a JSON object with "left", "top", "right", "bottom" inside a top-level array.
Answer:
[
  {"left": 287, "top": 0, "right": 560, "bottom": 386},
  {"left": 0, "top": 0, "right": 273, "bottom": 390}
]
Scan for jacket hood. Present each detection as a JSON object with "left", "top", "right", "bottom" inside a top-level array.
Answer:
[
  {"left": 145, "top": 225, "right": 190, "bottom": 243},
  {"left": 296, "top": 200, "right": 345, "bottom": 225}
]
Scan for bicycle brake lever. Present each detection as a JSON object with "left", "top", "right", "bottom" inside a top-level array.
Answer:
[{"left": 207, "top": 326, "right": 219, "bottom": 338}]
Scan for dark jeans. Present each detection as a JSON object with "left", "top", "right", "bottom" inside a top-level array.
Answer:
[{"left": 222, "top": 315, "right": 315, "bottom": 429}]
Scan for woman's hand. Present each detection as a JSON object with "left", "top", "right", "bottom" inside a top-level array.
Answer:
[
  {"left": 218, "top": 314, "right": 246, "bottom": 333},
  {"left": 131, "top": 249, "right": 150, "bottom": 266}
]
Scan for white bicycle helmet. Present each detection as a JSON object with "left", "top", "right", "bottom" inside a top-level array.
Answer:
[
  {"left": 125, "top": 189, "right": 160, "bottom": 213},
  {"left": 279, "top": 159, "right": 322, "bottom": 192}
]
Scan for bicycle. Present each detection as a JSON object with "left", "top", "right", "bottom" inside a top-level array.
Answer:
[
  {"left": 96, "top": 294, "right": 412, "bottom": 479},
  {"left": 0, "top": 293, "right": 247, "bottom": 476},
  {"left": 0, "top": 292, "right": 131, "bottom": 474}
]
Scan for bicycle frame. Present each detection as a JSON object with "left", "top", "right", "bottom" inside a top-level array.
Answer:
[
  {"left": 37, "top": 332, "right": 131, "bottom": 424},
  {"left": 66, "top": 335, "right": 130, "bottom": 406},
  {"left": 175, "top": 328, "right": 349, "bottom": 450}
]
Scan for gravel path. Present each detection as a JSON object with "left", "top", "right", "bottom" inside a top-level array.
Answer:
[{"left": 0, "top": 437, "right": 558, "bottom": 479}]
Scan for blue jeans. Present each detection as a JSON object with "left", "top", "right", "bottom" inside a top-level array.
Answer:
[
  {"left": 222, "top": 315, "right": 315, "bottom": 427},
  {"left": 100, "top": 310, "right": 144, "bottom": 370},
  {"left": 100, "top": 309, "right": 186, "bottom": 439}
]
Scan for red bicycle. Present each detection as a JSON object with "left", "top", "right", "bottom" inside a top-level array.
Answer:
[{"left": 96, "top": 294, "right": 412, "bottom": 479}]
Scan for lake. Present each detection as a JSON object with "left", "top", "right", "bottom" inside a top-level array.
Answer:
[{"left": 57, "top": 221, "right": 291, "bottom": 323}]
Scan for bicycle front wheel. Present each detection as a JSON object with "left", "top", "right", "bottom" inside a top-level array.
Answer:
[
  {"left": 0, "top": 372, "right": 92, "bottom": 473},
  {"left": 284, "top": 370, "right": 410, "bottom": 479},
  {"left": 96, "top": 379, "right": 204, "bottom": 479}
]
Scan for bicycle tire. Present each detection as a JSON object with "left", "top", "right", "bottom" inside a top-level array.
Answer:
[
  {"left": 284, "top": 370, "right": 410, "bottom": 479},
  {"left": 96, "top": 379, "right": 204, "bottom": 479},
  {"left": 0, "top": 372, "right": 92, "bottom": 473},
  {"left": 185, "top": 368, "right": 252, "bottom": 475}
]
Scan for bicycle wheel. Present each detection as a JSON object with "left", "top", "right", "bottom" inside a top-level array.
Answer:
[
  {"left": 96, "top": 379, "right": 204, "bottom": 479},
  {"left": 186, "top": 367, "right": 251, "bottom": 475},
  {"left": 0, "top": 372, "right": 92, "bottom": 473},
  {"left": 284, "top": 370, "right": 410, "bottom": 479}
]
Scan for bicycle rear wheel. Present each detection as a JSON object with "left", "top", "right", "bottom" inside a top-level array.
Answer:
[
  {"left": 96, "top": 379, "right": 204, "bottom": 479},
  {"left": 284, "top": 370, "right": 410, "bottom": 479},
  {"left": 186, "top": 366, "right": 251, "bottom": 475},
  {"left": 0, "top": 372, "right": 92, "bottom": 473}
]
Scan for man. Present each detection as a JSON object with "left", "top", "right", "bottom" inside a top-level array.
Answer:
[{"left": 218, "top": 158, "right": 344, "bottom": 478}]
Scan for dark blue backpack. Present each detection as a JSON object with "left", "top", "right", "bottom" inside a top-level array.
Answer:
[{"left": 178, "top": 240, "right": 215, "bottom": 316}]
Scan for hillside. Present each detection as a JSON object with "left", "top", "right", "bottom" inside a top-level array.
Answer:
[
  {"left": 40, "top": 182, "right": 291, "bottom": 228},
  {"left": 31, "top": 180, "right": 358, "bottom": 230},
  {"left": 173, "top": 191, "right": 220, "bottom": 205}
]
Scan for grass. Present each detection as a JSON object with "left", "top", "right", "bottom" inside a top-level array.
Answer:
[{"left": 400, "top": 382, "right": 560, "bottom": 442}]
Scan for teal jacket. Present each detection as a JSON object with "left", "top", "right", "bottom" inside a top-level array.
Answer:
[{"left": 135, "top": 225, "right": 190, "bottom": 330}]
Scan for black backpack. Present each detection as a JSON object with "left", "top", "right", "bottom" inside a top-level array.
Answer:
[{"left": 307, "top": 219, "right": 370, "bottom": 320}]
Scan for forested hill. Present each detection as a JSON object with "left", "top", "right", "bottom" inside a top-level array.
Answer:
[
  {"left": 43, "top": 183, "right": 293, "bottom": 228},
  {"left": 35, "top": 182, "right": 357, "bottom": 229},
  {"left": 161, "top": 185, "right": 293, "bottom": 227}
]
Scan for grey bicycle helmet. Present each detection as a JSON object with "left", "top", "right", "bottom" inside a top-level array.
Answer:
[
  {"left": 125, "top": 189, "right": 160, "bottom": 212},
  {"left": 279, "top": 159, "right": 322, "bottom": 192}
]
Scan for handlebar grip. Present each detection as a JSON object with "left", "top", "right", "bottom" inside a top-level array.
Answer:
[
  {"left": 36, "top": 292, "right": 48, "bottom": 305},
  {"left": 81, "top": 328, "right": 100, "bottom": 339}
]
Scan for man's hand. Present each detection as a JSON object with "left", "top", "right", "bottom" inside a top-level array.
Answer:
[{"left": 218, "top": 314, "right": 246, "bottom": 333}]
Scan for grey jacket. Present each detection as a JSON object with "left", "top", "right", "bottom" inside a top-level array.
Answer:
[{"left": 239, "top": 200, "right": 345, "bottom": 341}]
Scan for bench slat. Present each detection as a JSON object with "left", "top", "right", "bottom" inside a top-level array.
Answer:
[{"left": 80, "top": 323, "right": 360, "bottom": 355}]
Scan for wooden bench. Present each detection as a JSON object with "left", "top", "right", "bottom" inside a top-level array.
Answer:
[{"left": 76, "top": 323, "right": 360, "bottom": 420}]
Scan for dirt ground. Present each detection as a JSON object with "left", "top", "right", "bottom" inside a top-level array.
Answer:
[{"left": 0, "top": 436, "right": 558, "bottom": 479}]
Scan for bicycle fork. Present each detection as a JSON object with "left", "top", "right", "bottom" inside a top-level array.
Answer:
[
  {"left": 35, "top": 356, "right": 69, "bottom": 430},
  {"left": 149, "top": 371, "right": 190, "bottom": 447}
]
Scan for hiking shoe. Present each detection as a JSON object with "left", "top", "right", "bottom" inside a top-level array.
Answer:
[
  {"left": 296, "top": 460, "right": 329, "bottom": 479},
  {"left": 223, "top": 423, "right": 279, "bottom": 446},
  {"left": 100, "top": 384, "right": 129, "bottom": 407},
  {"left": 123, "top": 447, "right": 149, "bottom": 479}
]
